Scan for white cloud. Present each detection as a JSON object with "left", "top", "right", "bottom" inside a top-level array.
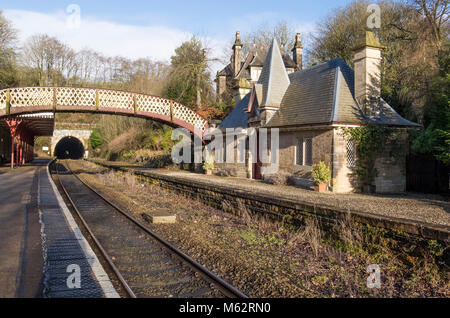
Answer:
[
  {"left": 4, "top": 9, "right": 194, "bottom": 63},
  {"left": 4, "top": 9, "right": 231, "bottom": 77},
  {"left": 2, "top": 9, "right": 317, "bottom": 80}
]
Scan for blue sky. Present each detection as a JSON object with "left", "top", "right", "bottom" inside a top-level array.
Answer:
[
  {"left": 0, "top": 0, "right": 355, "bottom": 69},
  {"left": 1, "top": 0, "right": 354, "bottom": 35}
]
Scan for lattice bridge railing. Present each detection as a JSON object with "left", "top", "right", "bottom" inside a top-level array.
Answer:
[{"left": 0, "top": 87, "right": 208, "bottom": 136}]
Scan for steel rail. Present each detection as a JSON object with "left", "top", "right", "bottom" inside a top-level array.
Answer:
[
  {"left": 52, "top": 161, "right": 137, "bottom": 298},
  {"left": 62, "top": 160, "right": 248, "bottom": 299}
]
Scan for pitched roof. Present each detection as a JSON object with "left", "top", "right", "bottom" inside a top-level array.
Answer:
[
  {"left": 219, "top": 57, "right": 419, "bottom": 129},
  {"left": 217, "top": 64, "right": 233, "bottom": 77},
  {"left": 257, "top": 39, "right": 291, "bottom": 108},
  {"left": 368, "top": 99, "right": 420, "bottom": 126},
  {"left": 219, "top": 93, "right": 250, "bottom": 129},
  {"left": 235, "top": 45, "right": 296, "bottom": 80},
  {"left": 266, "top": 58, "right": 418, "bottom": 127}
]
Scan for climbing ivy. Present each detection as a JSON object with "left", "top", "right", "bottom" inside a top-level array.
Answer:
[{"left": 342, "top": 125, "right": 394, "bottom": 187}]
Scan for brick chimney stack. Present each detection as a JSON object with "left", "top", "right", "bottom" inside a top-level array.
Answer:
[
  {"left": 292, "top": 33, "right": 303, "bottom": 71},
  {"left": 232, "top": 31, "right": 242, "bottom": 77}
]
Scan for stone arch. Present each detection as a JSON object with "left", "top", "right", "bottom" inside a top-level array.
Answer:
[
  {"left": 54, "top": 136, "right": 85, "bottom": 159},
  {"left": 51, "top": 129, "right": 92, "bottom": 157}
]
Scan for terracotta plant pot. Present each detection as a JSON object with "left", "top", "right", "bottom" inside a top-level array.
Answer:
[
  {"left": 205, "top": 170, "right": 213, "bottom": 176},
  {"left": 318, "top": 183, "right": 327, "bottom": 192}
]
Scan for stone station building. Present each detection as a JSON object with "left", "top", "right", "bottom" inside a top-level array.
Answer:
[{"left": 214, "top": 31, "right": 419, "bottom": 193}]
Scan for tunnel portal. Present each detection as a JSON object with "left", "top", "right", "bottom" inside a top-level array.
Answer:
[{"left": 54, "top": 136, "right": 85, "bottom": 159}]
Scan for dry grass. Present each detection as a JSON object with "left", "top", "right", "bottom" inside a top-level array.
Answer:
[
  {"left": 66, "top": 159, "right": 450, "bottom": 298},
  {"left": 108, "top": 128, "right": 140, "bottom": 153}
]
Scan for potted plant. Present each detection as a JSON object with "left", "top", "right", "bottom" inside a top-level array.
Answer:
[
  {"left": 312, "top": 161, "right": 331, "bottom": 193},
  {"left": 203, "top": 154, "right": 214, "bottom": 175}
]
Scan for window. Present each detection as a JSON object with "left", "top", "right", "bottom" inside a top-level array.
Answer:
[
  {"left": 251, "top": 67, "right": 262, "bottom": 82},
  {"left": 297, "top": 138, "right": 313, "bottom": 166},
  {"left": 297, "top": 139, "right": 303, "bottom": 165},
  {"left": 346, "top": 139, "right": 356, "bottom": 168}
]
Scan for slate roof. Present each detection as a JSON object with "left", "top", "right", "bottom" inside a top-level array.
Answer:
[
  {"left": 368, "top": 99, "right": 420, "bottom": 126},
  {"left": 257, "top": 39, "right": 291, "bottom": 108},
  {"left": 219, "top": 93, "right": 250, "bottom": 129},
  {"left": 245, "top": 46, "right": 296, "bottom": 69},
  {"left": 220, "top": 57, "right": 419, "bottom": 129},
  {"left": 232, "top": 45, "right": 296, "bottom": 80},
  {"left": 266, "top": 58, "right": 362, "bottom": 127},
  {"left": 217, "top": 64, "right": 233, "bottom": 77},
  {"left": 266, "top": 58, "right": 419, "bottom": 127}
]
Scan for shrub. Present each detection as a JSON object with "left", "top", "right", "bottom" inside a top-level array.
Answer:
[
  {"left": 312, "top": 161, "right": 331, "bottom": 185},
  {"left": 145, "top": 154, "right": 173, "bottom": 168},
  {"left": 203, "top": 153, "right": 214, "bottom": 171},
  {"left": 140, "top": 126, "right": 174, "bottom": 151},
  {"left": 342, "top": 125, "right": 394, "bottom": 186},
  {"left": 90, "top": 127, "right": 103, "bottom": 149}
]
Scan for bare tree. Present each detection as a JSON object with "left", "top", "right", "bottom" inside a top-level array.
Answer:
[
  {"left": 410, "top": 0, "right": 449, "bottom": 48},
  {"left": 0, "top": 11, "right": 18, "bottom": 88},
  {"left": 241, "top": 21, "right": 299, "bottom": 56},
  {"left": 22, "top": 34, "right": 75, "bottom": 86}
]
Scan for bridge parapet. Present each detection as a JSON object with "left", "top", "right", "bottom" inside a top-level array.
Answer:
[{"left": 0, "top": 87, "right": 208, "bottom": 136}]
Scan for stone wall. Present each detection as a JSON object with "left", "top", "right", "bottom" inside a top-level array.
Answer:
[
  {"left": 277, "top": 129, "right": 333, "bottom": 174},
  {"left": 89, "top": 159, "right": 449, "bottom": 242},
  {"left": 215, "top": 128, "right": 334, "bottom": 183},
  {"left": 332, "top": 128, "right": 408, "bottom": 194},
  {"left": 211, "top": 127, "right": 408, "bottom": 194},
  {"left": 51, "top": 129, "right": 92, "bottom": 156},
  {"left": 216, "top": 75, "right": 227, "bottom": 103},
  {"left": 374, "top": 131, "right": 408, "bottom": 193}
]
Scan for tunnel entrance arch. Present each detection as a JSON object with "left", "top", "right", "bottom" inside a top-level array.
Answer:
[
  {"left": 51, "top": 129, "right": 91, "bottom": 158},
  {"left": 54, "top": 136, "right": 85, "bottom": 159}
]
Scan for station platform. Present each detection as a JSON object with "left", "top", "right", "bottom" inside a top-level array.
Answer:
[
  {"left": 89, "top": 159, "right": 450, "bottom": 241},
  {"left": 0, "top": 160, "right": 119, "bottom": 298}
]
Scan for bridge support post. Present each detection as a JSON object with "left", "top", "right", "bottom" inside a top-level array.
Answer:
[
  {"left": 5, "top": 119, "right": 22, "bottom": 169},
  {"left": 16, "top": 134, "right": 20, "bottom": 166},
  {"left": 24, "top": 141, "right": 27, "bottom": 164},
  {"left": 20, "top": 138, "right": 24, "bottom": 165}
]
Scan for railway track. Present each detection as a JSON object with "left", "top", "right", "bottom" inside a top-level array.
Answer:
[{"left": 51, "top": 160, "right": 247, "bottom": 299}]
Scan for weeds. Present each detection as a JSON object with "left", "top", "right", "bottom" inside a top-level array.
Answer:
[
  {"left": 233, "top": 201, "right": 449, "bottom": 297},
  {"left": 72, "top": 159, "right": 449, "bottom": 297}
]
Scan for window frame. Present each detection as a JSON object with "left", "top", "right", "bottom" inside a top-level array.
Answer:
[{"left": 296, "top": 138, "right": 313, "bottom": 166}]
